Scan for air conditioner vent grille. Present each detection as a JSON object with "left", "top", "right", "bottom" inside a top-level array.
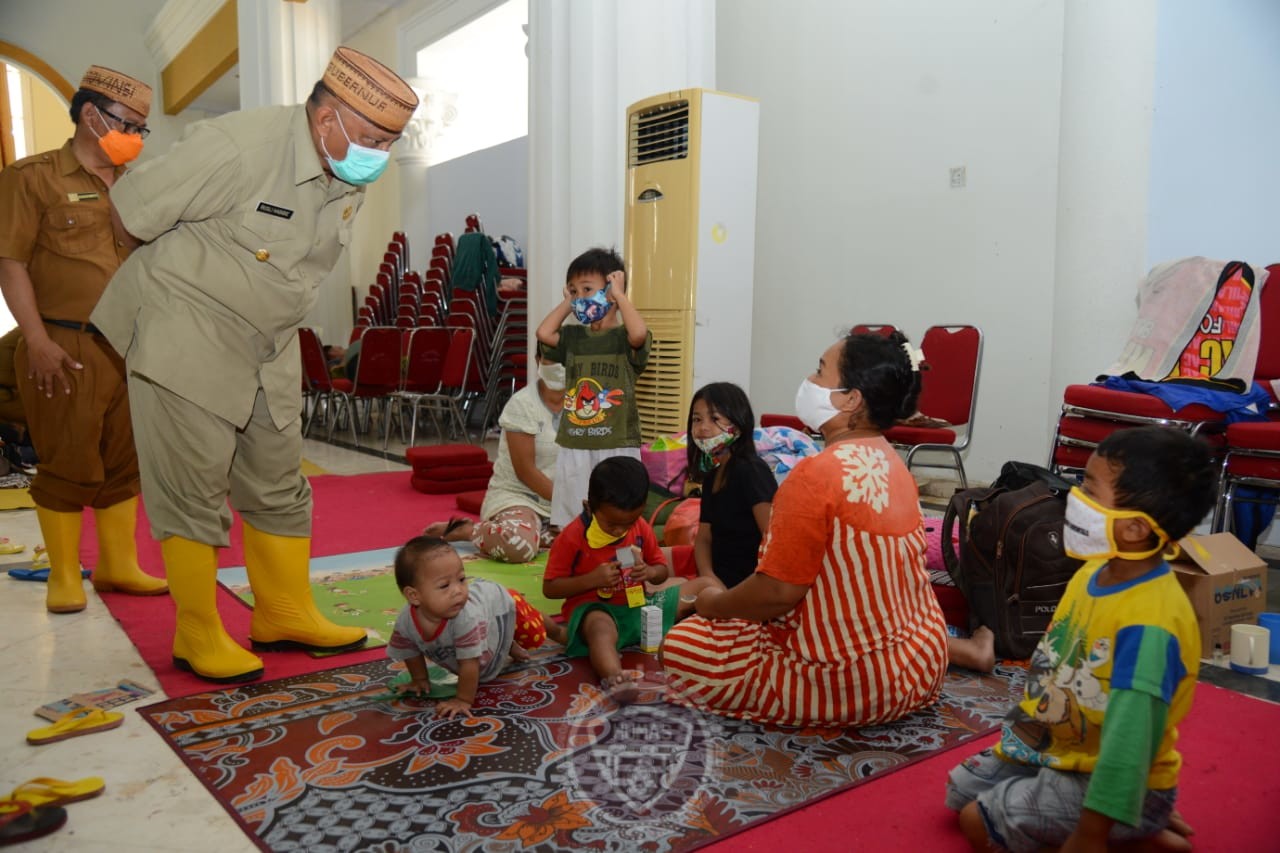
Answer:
[
  {"left": 628, "top": 100, "right": 690, "bottom": 167},
  {"left": 634, "top": 309, "right": 692, "bottom": 440}
]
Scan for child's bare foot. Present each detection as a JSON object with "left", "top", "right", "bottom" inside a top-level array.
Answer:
[
  {"left": 544, "top": 617, "right": 568, "bottom": 646},
  {"left": 1166, "top": 810, "right": 1194, "bottom": 839},
  {"left": 601, "top": 671, "right": 639, "bottom": 705},
  {"left": 948, "top": 625, "right": 996, "bottom": 673},
  {"left": 509, "top": 642, "right": 530, "bottom": 662},
  {"left": 1110, "top": 828, "right": 1193, "bottom": 853}
]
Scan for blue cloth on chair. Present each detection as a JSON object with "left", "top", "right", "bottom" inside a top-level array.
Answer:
[
  {"left": 1098, "top": 375, "right": 1272, "bottom": 424},
  {"left": 1230, "top": 486, "right": 1279, "bottom": 551}
]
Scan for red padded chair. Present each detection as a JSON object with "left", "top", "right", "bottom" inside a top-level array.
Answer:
[
  {"left": 347, "top": 327, "right": 403, "bottom": 448},
  {"left": 884, "top": 324, "right": 983, "bottom": 488},
  {"left": 851, "top": 323, "right": 898, "bottom": 337},
  {"left": 1050, "top": 261, "right": 1277, "bottom": 479},
  {"left": 408, "top": 327, "right": 476, "bottom": 443},
  {"left": 298, "top": 327, "right": 353, "bottom": 441},
  {"left": 394, "top": 326, "right": 451, "bottom": 446}
]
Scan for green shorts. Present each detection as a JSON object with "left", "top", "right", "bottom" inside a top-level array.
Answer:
[{"left": 563, "top": 585, "right": 680, "bottom": 658}]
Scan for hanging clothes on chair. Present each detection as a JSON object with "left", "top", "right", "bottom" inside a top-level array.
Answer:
[{"left": 451, "top": 232, "right": 501, "bottom": 316}]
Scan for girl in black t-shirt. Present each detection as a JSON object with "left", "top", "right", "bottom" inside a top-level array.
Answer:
[{"left": 685, "top": 382, "right": 778, "bottom": 588}]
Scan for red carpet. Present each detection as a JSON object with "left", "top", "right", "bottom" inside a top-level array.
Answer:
[
  {"left": 707, "top": 682, "right": 1280, "bottom": 850},
  {"left": 79, "top": 471, "right": 474, "bottom": 698}
]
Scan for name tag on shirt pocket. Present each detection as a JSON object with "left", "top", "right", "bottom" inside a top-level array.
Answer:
[{"left": 39, "top": 205, "right": 108, "bottom": 255}]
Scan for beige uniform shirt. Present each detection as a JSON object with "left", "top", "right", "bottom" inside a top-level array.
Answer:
[{"left": 92, "top": 105, "right": 362, "bottom": 429}]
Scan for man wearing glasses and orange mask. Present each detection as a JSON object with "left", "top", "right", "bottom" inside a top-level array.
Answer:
[
  {"left": 91, "top": 47, "right": 418, "bottom": 684},
  {"left": 0, "top": 65, "right": 167, "bottom": 616}
]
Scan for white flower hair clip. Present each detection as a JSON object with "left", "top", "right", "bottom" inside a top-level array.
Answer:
[{"left": 901, "top": 342, "right": 925, "bottom": 372}]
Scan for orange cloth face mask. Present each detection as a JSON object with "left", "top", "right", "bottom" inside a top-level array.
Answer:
[{"left": 90, "top": 107, "right": 144, "bottom": 165}]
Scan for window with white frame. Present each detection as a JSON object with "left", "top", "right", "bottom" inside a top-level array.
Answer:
[{"left": 415, "top": 0, "right": 527, "bottom": 166}]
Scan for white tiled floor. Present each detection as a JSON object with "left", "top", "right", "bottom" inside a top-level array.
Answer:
[{"left": 0, "top": 436, "right": 431, "bottom": 851}]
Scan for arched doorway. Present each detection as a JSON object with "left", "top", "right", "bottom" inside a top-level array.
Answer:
[{"left": 0, "top": 40, "right": 74, "bottom": 168}]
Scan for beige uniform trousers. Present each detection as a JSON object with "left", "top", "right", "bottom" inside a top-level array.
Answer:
[
  {"left": 16, "top": 324, "right": 139, "bottom": 512},
  {"left": 128, "top": 376, "right": 311, "bottom": 546}
]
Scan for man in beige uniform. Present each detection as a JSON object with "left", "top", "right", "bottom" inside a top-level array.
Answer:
[
  {"left": 92, "top": 48, "right": 418, "bottom": 683},
  {"left": 0, "top": 66, "right": 167, "bottom": 614}
]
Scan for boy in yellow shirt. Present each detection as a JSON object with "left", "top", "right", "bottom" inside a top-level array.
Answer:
[{"left": 946, "top": 426, "right": 1215, "bottom": 851}]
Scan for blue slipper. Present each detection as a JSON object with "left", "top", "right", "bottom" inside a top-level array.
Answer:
[{"left": 7, "top": 568, "right": 92, "bottom": 583}]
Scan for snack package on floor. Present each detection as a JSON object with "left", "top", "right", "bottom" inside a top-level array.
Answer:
[{"left": 34, "top": 679, "right": 154, "bottom": 722}]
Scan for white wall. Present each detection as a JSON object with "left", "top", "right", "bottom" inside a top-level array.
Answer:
[
  {"left": 1146, "top": 0, "right": 1280, "bottom": 268},
  {"left": 718, "top": 0, "right": 1067, "bottom": 481},
  {"left": 0, "top": 0, "right": 217, "bottom": 161},
  {"left": 426, "top": 136, "right": 528, "bottom": 250}
]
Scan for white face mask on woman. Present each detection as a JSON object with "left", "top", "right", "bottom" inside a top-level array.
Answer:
[{"left": 794, "top": 378, "right": 848, "bottom": 432}]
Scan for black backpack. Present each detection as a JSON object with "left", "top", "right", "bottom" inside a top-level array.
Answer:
[{"left": 940, "top": 461, "right": 1083, "bottom": 659}]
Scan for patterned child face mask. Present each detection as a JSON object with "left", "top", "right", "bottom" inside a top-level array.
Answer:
[
  {"left": 571, "top": 284, "right": 612, "bottom": 324},
  {"left": 694, "top": 430, "right": 737, "bottom": 456},
  {"left": 1063, "top": 487, "right": 1169, "bottom": 561}
]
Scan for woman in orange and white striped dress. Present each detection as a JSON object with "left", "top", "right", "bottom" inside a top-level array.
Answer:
[{"left": 661, "top": 332, "right": 949, "bottom": 727}]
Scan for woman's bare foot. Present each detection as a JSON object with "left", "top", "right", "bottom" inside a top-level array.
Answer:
[
  {"left": 424, "top": 518, "right": 474, "bottom": 541},
  {"left": 947, "top": 625, "right": 996, "bottom": 673}
]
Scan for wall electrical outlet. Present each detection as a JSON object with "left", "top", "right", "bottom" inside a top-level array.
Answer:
[{"left": 949, "top": 166, "right": 967, "bottom": 189}]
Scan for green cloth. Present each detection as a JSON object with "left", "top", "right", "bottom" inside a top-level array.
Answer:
[
  {"left": 563, "top": 585, "right": 679, "bottom": 658},
  {"left": 451, "top": 232, "right": 500, "bottom": 315}
]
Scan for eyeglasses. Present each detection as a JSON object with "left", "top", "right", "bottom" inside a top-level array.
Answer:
[{"left": 97, "top": 106, "right": 150, "bottom": 139}]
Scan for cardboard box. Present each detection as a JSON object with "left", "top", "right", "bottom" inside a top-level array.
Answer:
[{"left": 1172, "top": 533, "right": 1268, "bottom": 659}]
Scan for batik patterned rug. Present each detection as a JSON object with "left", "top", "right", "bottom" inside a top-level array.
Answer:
[{"left": 140, "top": 652, "right": 1024, "bottom": 852}]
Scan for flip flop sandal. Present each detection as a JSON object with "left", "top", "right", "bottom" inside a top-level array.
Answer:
[
  {"left": 7, "top": 568, "right": 93, "bottom": 583},
  {"left": 0, "top": 776, "right": 105, "bottom": 809},
  {"left": 0, "top": 801, "right": 67, "bottom": 847},
  {"left": 30, "top": 546, "right": 49, "bottom": 571},
  {"left": 0, "top": 538, "right": 24, "bottom": 555},
  {"left": 25, "top": 708, "right": 124, "bottom": 746}
]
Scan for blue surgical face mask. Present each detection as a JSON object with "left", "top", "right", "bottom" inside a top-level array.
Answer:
[
  {"left": 571, "top": 284, "right": 612, "bottom": 324},
  {"left": 322, "top": 110, "right": 390, "bottom": 186}
]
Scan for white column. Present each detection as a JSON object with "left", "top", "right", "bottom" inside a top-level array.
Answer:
[
  {"left": 393, "top": 77, "right": 458, "bottom": 269},
  {"left": 1048, "top": 1, "right": 1158, "bottom": 432},
  {"left": 237, "top": 0, "right": 339, "bottom": 109},
  {"left": 525, "top": 0, "right": 714, "bottom": 374}
]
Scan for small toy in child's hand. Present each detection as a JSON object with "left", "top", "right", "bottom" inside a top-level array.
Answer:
[{"left": 616, "top": 549, "right": 646, "bottom": 608}]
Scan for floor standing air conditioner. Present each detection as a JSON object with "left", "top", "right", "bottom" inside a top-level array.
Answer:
[{"left": 624, "top": 89, "right": 760, "bottom": 441}]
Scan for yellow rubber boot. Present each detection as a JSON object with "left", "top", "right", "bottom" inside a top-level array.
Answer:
[
  {"left": 162, "top": 536, "right": 263, "bottom": 683},
  {"left": 35, "top": 506, "right": 86, "bottom": 614},
  {"left": 92, "top": 497, "right": 168, "bottom": 596},
  {"left": 243, "top": 524, "right": 368, "bottom": 653}
]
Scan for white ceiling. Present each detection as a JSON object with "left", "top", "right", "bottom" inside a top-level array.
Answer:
[{"left": 186, "top": 0, "right": 404, "bottom": 115}]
